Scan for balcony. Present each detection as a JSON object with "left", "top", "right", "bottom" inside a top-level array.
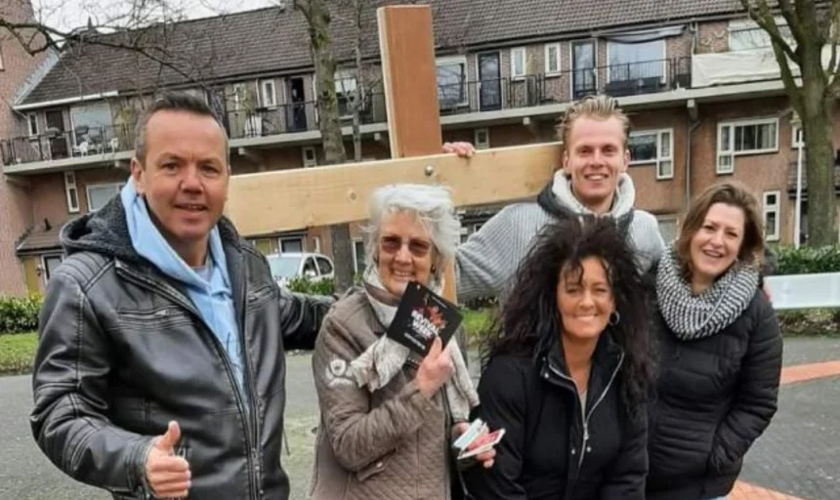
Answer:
[
  {"left": 436, "top": 58, "right": 691, "bottom": 116},
  {"left": 223, "top": 92, "right": 388, "bottom": 140},
  {"left": 1, "top": 123, "right": 133, "bottom": 167}
]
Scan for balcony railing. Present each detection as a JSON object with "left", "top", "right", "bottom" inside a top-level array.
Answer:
[
  {"left": 2, "top": 60, "right": 692, "bottom": 167},
  {"left": 223, "top": 92, "right": 388, "bottom": 140},
  {"left": 1, "top": 123, "right": 133, "bottom": 166}
]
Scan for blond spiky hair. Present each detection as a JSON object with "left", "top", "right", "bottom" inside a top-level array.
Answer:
[{"left": 556, "top": 94, "right": 631, "bottom": 148}]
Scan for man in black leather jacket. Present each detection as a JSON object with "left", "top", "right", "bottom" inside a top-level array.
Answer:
[{"left": 30, "top": 93, "right": 333, "bottom": 500}]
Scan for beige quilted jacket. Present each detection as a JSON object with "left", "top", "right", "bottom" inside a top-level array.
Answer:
[{"left": 309, "top": 289, "right": 455, "bottom": 500}]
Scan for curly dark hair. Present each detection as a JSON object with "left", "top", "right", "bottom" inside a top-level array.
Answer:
[{"left": 481, "top": 216, "right": 652, "bottom": 412}]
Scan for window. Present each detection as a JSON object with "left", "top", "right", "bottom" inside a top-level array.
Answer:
[
  {"left": 64, "top": 171, "right": 80, "bottom": 213},
  {"left": 313, "top": 235, "right": 321, "bottom": 253},
  {"left": 316, "top": 257, "right": 333, "bottom": 275},
  {"left": 656, "top": 216, "right": 678, "bottom": 245},
  {"left": 280, "top": 237, "right": 304, "bottom": 253},
  {"left": 27, "top": 113, "right": 38, "bottom": 137},
  {"left": 352, "top": 239, "right": 366, "bottom": 273},
  {"left": 607, "top": 39, "right": 665, "bottom": 82},
  {"left": 86, "top": 182, "right": 124, "bottom": 212},
  {"left": 717, "top": 118, "right": 779, "bottom": 174},
  {"left": 510, "top": 47, "right": 526, "bottom": 79},
  {"left": 70, "top": 101, "right": 114, "bottom": 152},
  {"left": 474, "top": 128, "right": 490, "bottom": 149},
  {"left": 628, "top": 129, "right": 673, "bottom": 179},
  {"left": 260, "top": 80, "right": 277, "bottom": 108},
  {"left": 436, "top": 56, "right": 467, "bottom": 109},
  {"left": 792, "top": 124, "right": 804, "bottom": 148},
  {"left": 302, "top": 256, "right": 318, "bottom": 278},
  {"left": 729, "top": 18, "right": 793, "bottom": 51},
  {"left": 544, "top": 43, "right": 561, "bottom": 75},
  {"left": 302, "top": 146, "right": 317, "bottom": 167},
  {"left": 232, "top": 83, "right": 246, "bottom": 110},
  {"left": 763, "top": 191, "right": 781, "bottom": 241},
  {"left": 42, "top": 255, "right": 64, "bottom": 283},
  {"left": 334, "top": 69, "right": 357, "bottom": 117}
]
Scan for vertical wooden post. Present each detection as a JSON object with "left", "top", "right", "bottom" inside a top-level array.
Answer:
[{"left": 377, "top": 5, "right": 458, "bottom": 303}]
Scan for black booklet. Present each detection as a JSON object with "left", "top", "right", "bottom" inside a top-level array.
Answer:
[{"left": 386, "top": 281, "right": 463, "bottom": 356}]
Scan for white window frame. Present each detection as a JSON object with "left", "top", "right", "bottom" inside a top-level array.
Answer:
[
  {"left": 352, "top": 238, "right": 365, "bottom": 273},
  {"left": 86, "top": 182, "right": 124, "bottom": 212},
  {"left": 510, "top": 47, "right": 527, "bottom": 80},
  {"left": 474, "top": 128, "right": 490, "bottom": 149},
  {"left": 260, "top": 79, "right": 277, "bottom": 108},
  {"left": 544, "top": 43, "right": 561, "bottom": 76},
  {"left": 302, "top": 146, "right": 317, "bottom": 167},
  {"left": 628, "top": 128, "right": 674, "bottom": 180},
  {"left": 605, "top": 39, "right": 667, "bottom": 84},
  {"left": 64, "top": 171, "right": 80, "bottom": 213},
  {"left": 280, "top": 236, "right": 305, "bottom": 253},
  {"left": 763, "top": 191, "right": 781, "bottom": 241},
  {"left": 792, "top": 124, "right": 804, "bottom": 149},
  {"left": 27, "top": 113, "right": 38, "bottom": 137},
  {"left": 334, "top": 69, "right": 358, "bottom": 119},
  {"left": 435, "top": 55, "right": 469, "bottom": 108},
  {"left": 716, "top": 118, "right": 780, "bottom": 174}
]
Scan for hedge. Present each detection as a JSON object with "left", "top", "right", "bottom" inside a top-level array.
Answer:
[
  {"left": 0, "top": 295, "right": 43, "bottom": 335},
  {"left": 773, "top": 245, "right": 840, "bottom": 275}
]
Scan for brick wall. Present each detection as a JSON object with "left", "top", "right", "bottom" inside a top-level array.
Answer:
[{"left": 0, "top": 0, "right": 48, "bottom": 295}]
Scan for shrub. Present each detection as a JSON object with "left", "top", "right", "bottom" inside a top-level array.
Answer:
[
  {"left": 0, "top": 294, "right": 43, "bottom": 335},
  {"left": 285, "top": 276, "right": 336, "bottom": 296},
  {"left": 773, "top": 246, "right": 840, "bottom": 275}
]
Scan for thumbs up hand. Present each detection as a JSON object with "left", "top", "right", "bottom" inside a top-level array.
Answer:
[{"left": 145, "top": 421, "right": 191, "bottom": 499}]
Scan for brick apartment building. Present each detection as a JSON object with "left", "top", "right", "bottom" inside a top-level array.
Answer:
[
  {"left": 0, "top": 0, "right": 50, "bottom": 295},
  {"left": 1, "top": 0, "right": 837, "bottom": 296}
]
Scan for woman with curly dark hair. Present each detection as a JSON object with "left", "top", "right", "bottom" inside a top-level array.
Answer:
[{"left": 463, "top": 216, "right": 652, "bottom": 500}]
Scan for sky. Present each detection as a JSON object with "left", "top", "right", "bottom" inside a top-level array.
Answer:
[{"left": 32, "top": 0, "right": 276, "bottom": 33}]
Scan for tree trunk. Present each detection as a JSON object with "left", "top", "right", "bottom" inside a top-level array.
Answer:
[
  {"left": 305, "top": 0, "right": 355, "bottom": 292},
  {"left": 801, "top": 49, "right": 838, "bottom": 246},
  {"left": 351, "top": 0, "right": 364, "bottom": 162}
]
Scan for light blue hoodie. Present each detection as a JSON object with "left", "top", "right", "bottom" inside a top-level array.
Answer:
[{"left": 120, "top": 179, "right": 245, "bottom": 391}]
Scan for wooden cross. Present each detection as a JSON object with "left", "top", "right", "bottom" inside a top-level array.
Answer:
[{"left": 226, "top": 5, "right": 561, "bottom": 302}]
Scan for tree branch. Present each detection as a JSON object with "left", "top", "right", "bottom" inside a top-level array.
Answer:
[{"left": 739, "top": 0, "right": 800, "bottom": 63}]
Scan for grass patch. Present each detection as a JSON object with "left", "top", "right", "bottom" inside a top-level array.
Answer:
[
  {"left": 0, "top": 332, "right": 38, "bottom": 375},
  {"left": 461, "top": 307, "right": 496, "bottom": 346}
]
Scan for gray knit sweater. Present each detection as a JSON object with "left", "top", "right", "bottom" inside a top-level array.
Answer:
[{"left": 455, "top": 172, "right": 666, "bottom": 302}]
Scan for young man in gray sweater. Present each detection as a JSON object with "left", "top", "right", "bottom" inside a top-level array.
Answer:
[{"left": 444, "top": 95, "right": 666, "bottom": 302}]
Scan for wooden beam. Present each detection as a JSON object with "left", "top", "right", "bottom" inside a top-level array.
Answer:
[
  {"left": 225, "top": 142, "right": 560, "bottom": 236},
  {"left": 377, "top": 5, "right": 442, "bottom": 157}
]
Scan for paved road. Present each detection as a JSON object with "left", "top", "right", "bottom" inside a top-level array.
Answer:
[{"left": 1, "top": 338, "right": 838, "bottom": 500}]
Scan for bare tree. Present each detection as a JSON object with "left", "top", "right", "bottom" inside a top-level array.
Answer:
[
  {"left": 740, "top": 0, "right": 839, "bottom": 246},
  {"left": 292, "top": 0, "right": 355, "bottom": 292}
]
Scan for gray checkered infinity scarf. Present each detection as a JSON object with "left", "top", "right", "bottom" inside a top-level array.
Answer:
[{"left": 656, "top": 248, "right": 759, "bottom": 340}]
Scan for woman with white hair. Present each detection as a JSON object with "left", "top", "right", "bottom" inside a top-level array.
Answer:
[{"left": 309, "top": 184, "right": 494, "bottom": 500}]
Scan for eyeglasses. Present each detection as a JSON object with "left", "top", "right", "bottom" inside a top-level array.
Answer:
[{"left": 380, "top": 235, "right": 433, "bottom": 258}]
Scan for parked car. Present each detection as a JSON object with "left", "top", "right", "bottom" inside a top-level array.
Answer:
[{"left": 266, "top": 252, "right": 335, "bottom": 287}]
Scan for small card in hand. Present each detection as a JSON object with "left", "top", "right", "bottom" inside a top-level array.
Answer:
[
  {"left": 452, "top": 418, "right": 505, "bottom": 461},
  {"left": 386, "top": 281, "right": 463, "bottom": 356}
]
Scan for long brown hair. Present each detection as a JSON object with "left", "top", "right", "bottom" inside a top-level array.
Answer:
[{"left": 675, "top": 181, "right": 765, "bottom": 280}]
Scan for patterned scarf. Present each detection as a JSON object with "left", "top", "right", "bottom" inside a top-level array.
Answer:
[
  {"left": 656, "top": 248, "right": 759, "bottom": 340},
  {"left": 348, "top": 266, "right": 479, "bottom": 422}
]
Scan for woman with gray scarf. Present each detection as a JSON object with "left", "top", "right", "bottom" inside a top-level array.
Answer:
[
  {"left": 647, "top": 181, "right": 783, "bottom": 500},
  {"left": 309, "top": 184, "right": 494, "bottom": 500}
]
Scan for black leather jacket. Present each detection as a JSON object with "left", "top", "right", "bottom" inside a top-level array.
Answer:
[{"left": 30, "top": 197, "right": 332, "bottom": 500}]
